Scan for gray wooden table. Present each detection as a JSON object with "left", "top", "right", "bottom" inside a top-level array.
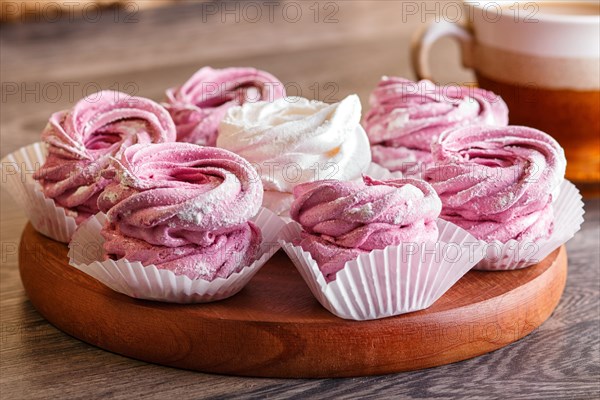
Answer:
[{"left": 1, "top": 2, "right": 599, "bottom": 399}]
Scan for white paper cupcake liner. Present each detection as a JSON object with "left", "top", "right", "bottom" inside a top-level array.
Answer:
[
  {"left": 68, "top": 207, "right": 285, "bottom": 303},
  {"left": 1, "top": 142, "right": 77, "bottom": 243},
  {"left": 279, "top": 219, "right": 485, "bottom": 320},
  {"left": 474, "top": 180, "right": 584, "bottom": 271}
]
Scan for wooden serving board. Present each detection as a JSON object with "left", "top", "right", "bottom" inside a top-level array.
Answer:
[{"left": 18, "top": 223, "right": 567, "bottom": 378}]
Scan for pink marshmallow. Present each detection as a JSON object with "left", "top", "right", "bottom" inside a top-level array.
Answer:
[
  {"left": 424, "top": 125, "right": 566, "bottom": 242},
  {"left": 290, "top": 176, "right": 441, "bottom": 281},
  {"left": 164, "top": 66, "right": 286, "bottom": 146},
  {"left": 34, "top": 90, "right": 176, "bottom": 223},
  {"left": 98, "top": 142, "right": 264, "bottom": 281},
  {"left": 364, "top": 77, "right": 508, "bottom": 176}
]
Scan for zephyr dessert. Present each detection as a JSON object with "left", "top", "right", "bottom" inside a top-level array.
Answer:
[
  {"left": 280, "top": 177, "right": 485, "bottom": 320},
  {"left": 425, "top": 126, "right": 565, "bottom": 242},
  {"left": 164, "top": 66, "right": 286, "bottom": 146},
  {"left": 364, "top": 77, "right": 508, "bottom": 177},
  {"left": 424, "top": 125, "right": 582, "bottom": 270},
  {"left": 69, "top": 142, "right": 284, "bottom": 302},
  {"left": 290, "top": 176, "right": 441, "bottom": 282},
  {"left": 1, "top": 90, "right": 175, "bottom": 242},
  {"left": 35, "top": 90, "right": 176, "bottom": 223},
  {"left": 217, "top": 94, "right": 373, "bottom": 216}
]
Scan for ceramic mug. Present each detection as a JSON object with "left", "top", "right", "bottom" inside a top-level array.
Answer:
[{"left": 412, "top": 1, "right": 600, "bottom": 183}]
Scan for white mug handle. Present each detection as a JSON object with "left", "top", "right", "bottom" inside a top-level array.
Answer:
[{"left": 411, "top": 20, "right": 474, "bottom": 81}]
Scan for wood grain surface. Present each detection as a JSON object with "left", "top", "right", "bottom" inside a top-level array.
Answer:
[
  {"left": 1, "top": 1, "right": 599, "bottom": 399},
  {"left": 18, "top": 224, "right": 567, "bottom": 378}
]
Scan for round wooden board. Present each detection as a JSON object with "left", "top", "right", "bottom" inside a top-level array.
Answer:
[{"left": 19, "top": 223, "right": 567, "bottom": 378}]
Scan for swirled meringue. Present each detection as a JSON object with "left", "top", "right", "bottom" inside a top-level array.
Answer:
[
  {"left": 34, "top": 90, "right": 176, "bottom": 223},
  {"left": 217, "top": 94, "right": 372, "bottom": 215},
  {"left": 424, "top": 125, "right": 566, "bottom": 242},
  {"left": 98, "top": 142, "right": 263, "bottom": 281},
  {"left": 365, "top": 77, "right": 508, "bottom": 176},
  {"left": 164, "top": 66, "right": 286, "bottom": 146},
  {"left": 290, "top": 176, "right": 441, "bottom": 281}
]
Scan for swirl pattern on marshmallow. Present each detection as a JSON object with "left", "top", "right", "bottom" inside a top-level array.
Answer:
[
  {"left": 34, "top": 90, "right": 176, "bottom": 223},
  {"left": 164, "top": 66, "right": 286, "bottom": 146},
  {"left": 291, "top": 176, "right": 441, "bottom": 281},
  {"left": 98, "top": 142, "right": 263, "bottom": 281},
  {"left": 424, "top": 125, "right": 566, "bottom": 242},
  {"left": 364, "top": 77, "right": 508, "bottom": 175},
  {"left": 217, "top": 94, "right": 372, "bottom": 215}
]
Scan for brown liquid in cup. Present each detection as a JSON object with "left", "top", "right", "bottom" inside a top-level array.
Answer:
[{"left": 477, "top": 74, "right": 600, "bottom": 184}]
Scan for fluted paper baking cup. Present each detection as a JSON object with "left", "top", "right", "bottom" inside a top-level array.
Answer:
[
  {"left": 279, "top": 219, "right": 484, "bottom": 320},
  {"left": 1, "top": 142, "right": 77, "bottom": 243},
  {"left": 68, "top": 207, "right": 285, "bottom": 303},
  {"left": 475, "top": 180, "right": 584, "bottom": 271}
]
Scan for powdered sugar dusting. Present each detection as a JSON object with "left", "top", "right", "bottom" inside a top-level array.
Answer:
[{"left": 347, "top": 203, "right": 375, "bottom": 219}]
